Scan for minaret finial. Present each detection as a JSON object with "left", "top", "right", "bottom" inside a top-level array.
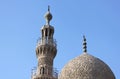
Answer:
[
  {"left": 48, "top": 5, "right": 50, "bottom": 12},
  {"left": 45, "top": 5, "right": 52, "bottom": 25},
  {"left": 83, "top": 35, "right": 87, "bottom": 53}
]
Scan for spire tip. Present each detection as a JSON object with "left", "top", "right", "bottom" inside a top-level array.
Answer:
[
  {"left": 45, "top": 5, "right": 52, "bottom": 25},
  {"left": 83, "top": 35, "right": 87, "bottom": 53},
  {"left": 48, "top": 5, "right": 50, "bottom": 12}
]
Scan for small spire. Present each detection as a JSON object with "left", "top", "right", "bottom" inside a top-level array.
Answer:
[
  {"left": 83, "top": 35, "right": 87, "bottom": 53},
  {"left": 48, "top": 5, "right": 50, "bottom": 12},
  {"left": 44, "top": 5, "right": 52, "bottom": 25}
]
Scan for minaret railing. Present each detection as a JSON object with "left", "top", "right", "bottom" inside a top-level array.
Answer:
[
  {"left": 31, "top": 67, "right": 58, "bottom": 79},
  {"left": 37, "top": 38, "right": 57, "bottom": 47}
]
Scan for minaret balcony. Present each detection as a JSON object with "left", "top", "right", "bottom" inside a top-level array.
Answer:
[
  {"left": 31, "top": 67, "right": 58, "bottom": 79},
  {"left": 36, "top": 38, "right": 57, "bottom": 47}
]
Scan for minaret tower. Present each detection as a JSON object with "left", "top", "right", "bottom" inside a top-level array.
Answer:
[{"left": 32, "top": 6, "right": 57, "bottom": 79}]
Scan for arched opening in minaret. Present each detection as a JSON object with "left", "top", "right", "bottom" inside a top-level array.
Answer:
[
  {"left": 45, "top": 29, "right": 48, "bottom": 37},
  {"left": 40, "top": 67, "right": 45, "bottom": 75},
  {"left": 37, "top": 49, "right": 39, "bottom": 55}
]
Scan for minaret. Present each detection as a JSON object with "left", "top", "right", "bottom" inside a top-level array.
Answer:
[{"left": 32, "top": 6, "right": 57, "bottom": 79}]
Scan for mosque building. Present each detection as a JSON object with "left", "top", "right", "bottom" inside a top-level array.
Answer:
[{"left": 31, "top": 6, "right": 115, "bottom": 79}]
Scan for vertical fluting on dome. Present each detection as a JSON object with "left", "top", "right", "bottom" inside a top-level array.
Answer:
[
  {"left": 31, "top": 6, "right": 58, "bottom": 79},
  {"left": 83, "top": 35, "right": 87, "bottom": 53}
]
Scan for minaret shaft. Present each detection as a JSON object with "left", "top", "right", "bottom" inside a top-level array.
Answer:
[{"left": 31, "top": 6, "right": 57, "bottom": 79}]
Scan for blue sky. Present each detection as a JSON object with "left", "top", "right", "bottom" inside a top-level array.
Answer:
[{"left": 0, "top": 0, "right": 120, "bottom": 79}]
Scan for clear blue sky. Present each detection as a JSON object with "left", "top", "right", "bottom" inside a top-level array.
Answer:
[{"left": 0, "top": 0, "right": 120, "bottom": 79}]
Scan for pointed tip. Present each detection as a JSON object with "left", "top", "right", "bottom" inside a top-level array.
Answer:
[
  {"left": 83, "top": 35, "right": 87, "bottom": 53},
  {"left": 48, "top": 5, "right": 50, "bottom": 12},
  {"left": 45, "top": 5, "right": 52, "bottom": 25},
  {"left": 83, "top": 35, "right": 86, "bottom": 41},
  {"left": 83, "top": 35, "right": 85, "bottom": 38}
]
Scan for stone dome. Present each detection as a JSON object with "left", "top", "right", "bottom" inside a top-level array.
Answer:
[{"left": 58, "top": 53, "right": 115, "bottom": 79}]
